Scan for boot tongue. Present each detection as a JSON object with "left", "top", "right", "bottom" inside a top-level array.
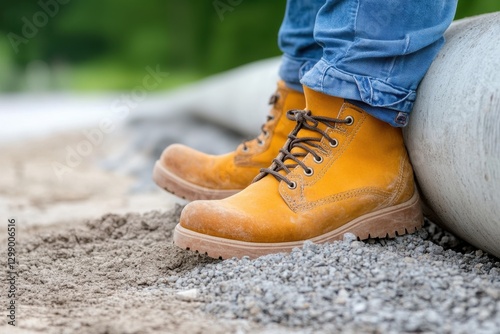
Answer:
[{"left": 281, "top": 87, "right": 345, "bottom": 173}]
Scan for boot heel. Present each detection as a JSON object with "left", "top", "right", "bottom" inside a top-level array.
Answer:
[{"left": 333, "top": 189, "right": 424, "bottom": 241}]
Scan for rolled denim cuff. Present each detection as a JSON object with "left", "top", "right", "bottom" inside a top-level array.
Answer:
[{"left": 301, "top": 58, "right": 416, "bottom": 127}]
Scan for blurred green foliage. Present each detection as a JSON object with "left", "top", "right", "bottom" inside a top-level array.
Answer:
[{"left": 0, "top": 0, "right": 498, "bottom": 92}]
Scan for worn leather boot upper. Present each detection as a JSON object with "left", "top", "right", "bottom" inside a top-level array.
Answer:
[
  {"left": 154, "top": 81, "right": 306, "bottom": 201},
  {"left": 175, "top": 86, "right": 423, "bottom": 258}
]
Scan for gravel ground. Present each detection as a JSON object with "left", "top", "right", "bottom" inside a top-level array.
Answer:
[{"left": 176, "top": 218, "right": 500, "bottom": 333}]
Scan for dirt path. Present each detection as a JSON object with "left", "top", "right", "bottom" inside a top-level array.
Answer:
[
  {"left": 3, "top": 207, "right": 276, "bottom": 333},
  {"left": 0, "top": 133, "right": 285, "bottom": 333}
]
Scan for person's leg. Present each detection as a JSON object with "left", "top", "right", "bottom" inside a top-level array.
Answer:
[
  {"left": 278, "top": 0, "right": 325, "bottom": 92},
  {"left": 175, "top": 0, "right": 458, "bottom": 259},
  {"left": 301, "top": 0, "right": 458, "bottom": 126}
]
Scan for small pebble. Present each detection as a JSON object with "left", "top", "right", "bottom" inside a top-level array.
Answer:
[{"left": 175, "top": 288, "right": 199, "bottom": 301}]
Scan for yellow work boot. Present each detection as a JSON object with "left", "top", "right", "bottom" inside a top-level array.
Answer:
[
  {"left": 174, "top": 86, "right": 423, "bottom": 258},
  {"left": 153, "top": 81, "right": 306, "bottom": 201}
]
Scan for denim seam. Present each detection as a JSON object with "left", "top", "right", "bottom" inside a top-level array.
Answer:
[
  {"left": 368, "top": 76, "right": 374, "bottom": 105},
  {"left": 387, "top": 35, "right": 412, "bottom": 79},
  {"left": 353, "top": 0, "right": 360, "bottom": 40},
  {"left": 319, "top": 61, "right": 329, "bottom": 93},
  {"left": 404, "top": 34, "right": 411, "bottom": 55},
  {"left": 343, "top": 0, "right": 361, "bottom": 61}
]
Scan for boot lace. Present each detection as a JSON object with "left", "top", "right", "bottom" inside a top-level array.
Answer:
[
  {"left": 260, "top": 109, "right": 351, "bottom": 188},
  {"left": 241, "top": 93, "right": 280, "bottom": 151}
]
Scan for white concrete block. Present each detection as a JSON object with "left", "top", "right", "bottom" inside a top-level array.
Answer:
[{"left": 405, "top": 12, "right": 500, "bottom": 258}]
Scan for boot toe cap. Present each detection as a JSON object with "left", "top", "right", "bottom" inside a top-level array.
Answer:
[
  {"left": 160, "top": 143, "right": 193, "bottom": 172},
  {"left": 178, "top": 193, "right": 294, "bottom": 243},
  {"left": 179, "top": 200, "right": 254, "bottom": 241}
]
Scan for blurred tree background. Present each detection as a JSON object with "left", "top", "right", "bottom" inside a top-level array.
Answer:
[{"left": 0, "top": 0, "right": 498, "bottom": 92}]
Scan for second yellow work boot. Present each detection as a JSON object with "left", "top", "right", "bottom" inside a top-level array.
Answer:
[
  {"left": 153, "top": 81, "right": 306, "bottom": 201},
  {"left": 174, "top": 86, "right": 423, "bottom": 259}
]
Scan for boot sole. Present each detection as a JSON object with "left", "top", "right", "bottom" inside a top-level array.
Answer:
[
  {"left": 153, "top": 160, "right": 241, "bottom": 201},
  {"left": 173, "top": 189, "right": 424, "bottom": 259}
]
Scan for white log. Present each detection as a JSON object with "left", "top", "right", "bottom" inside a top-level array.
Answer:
[{"left": 404, "top": 12, "right": 500, "bottom": 258}]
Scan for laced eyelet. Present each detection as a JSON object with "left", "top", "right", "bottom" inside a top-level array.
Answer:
[
  {"left": 345, "top": 116, "right": 354, "bottom": 125},
  {"left": 304, "top": 168, "right": 314, "bottom": 176},
  {"left": 329, "top": 139, "right": 339, "bottom": 148},
  {"left": 258, "top": 139, "right": 265, "bottom": 146},
  {"left": 242, "top": 146, "right": 249, "bottom": 152},
  {"left": 263, "top": 130, "right": 269, "bottom": 137},
  {"left": 313, "top": 156, "right": 323, "bottom": 164},
  {"left": 268, "top": 94, "right": 280, "bottom": 105},
  {"left": 287, "top": 181, "right": 297, "bottom": 190}
]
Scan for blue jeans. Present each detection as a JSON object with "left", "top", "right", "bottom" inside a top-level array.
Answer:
[{"left": 278, "top": 0, "right": 458, "bottom": 127}]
